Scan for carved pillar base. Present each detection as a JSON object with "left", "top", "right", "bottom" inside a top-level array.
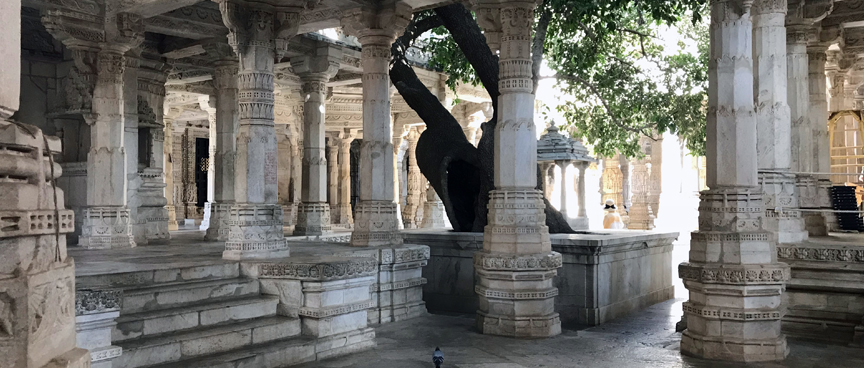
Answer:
[
  {"left": 795, "top": 175, "right": 827, "bottom": 236},
  {"left": 336, "top": 203, "right": 354, "bottom": 228},
  {"left": 293, "top": 202, "right": 332, "bottom": 236},
  {"left": 680, "top": 189, "right": 789, "bottom": 362},
  {"left": 223, "top": 204, "right": 289, "bottom": 260},
  {"left": 200, "top": 202, "right": 213, "bottom": 230},
  {"left": 138, "top": 206, "right": 170, "bottom": 244},
  {"left": 420, "top": 196, "right": 446, "bottom": 228},
  {"left": 760, "top": 173, "right": 808, "bottom": 244},
  {"left": 351, "top": 201, "right": 402, "bottom": 247},
  {"left": 475, "top": 190, "right": 562, "bottom": 337},
  {"left": 79, "top": 206, "right": 136, "bottom": 249},
  {"left": 166, "top": 205, "right": 179, "bottom": 231},
  {"left": 204, "top": 203, "right": 233, "bottom": 241}
]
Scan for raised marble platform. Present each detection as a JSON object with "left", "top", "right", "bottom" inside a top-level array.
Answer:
[
  {"left": 779, "top": 233, "right": 864, "bottom": 346},
  {"left": 402, "top": 229, "right": 678, "bottom": 326}
]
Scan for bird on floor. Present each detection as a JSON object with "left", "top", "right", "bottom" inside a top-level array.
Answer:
[{"left": 433, "top": 347, "right": 444, "bottom": 368}]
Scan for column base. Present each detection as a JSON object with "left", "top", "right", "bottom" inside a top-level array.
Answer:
[
  {"left": 204, "top": 203, "right": 232, "bottom": 241},
  {"left": 760, "top": 172, "right": 808, "bottom": 243},
  {"left": 166, "top": 205, "right": 179, "bottom": 231},
  {"left": 293, "top": 202, "right": 332, "bottom": 236},
  {"left": 336, "top": 204, "right": 354, "bottom": 228},
  {"left": 79, "top": 206, "right": 136, "bottom": 249},
  {"left": 351, "top": 201, "right": 402, "bottom": 247},
  {"left": 569, "top": 216, "right": 589, "bottom": 230},
  {"left": 139, "top": 206, "right": 170, "bottom": 243},
  {"left": 223, "top": 203, "right": 289, "bottom": 260},
  {"left": 681, "top": 329, "right": 788, "bottom": 362},
  {"left": 420, "top": 200, "right": 446, "bottom": 228},
  {"left": 476, "top": 311, "right": 562, "bottom": 338},
  {"left": 818, "top": 179, "right": 839, "bottom": 232}
]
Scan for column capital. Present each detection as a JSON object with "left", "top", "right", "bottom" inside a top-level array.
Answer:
[
  {"left": 216, "top": 0, "right": 303, "bottom": 62},
  {"left": 340, "top": 3, "right": 412, "bottom": 46}
]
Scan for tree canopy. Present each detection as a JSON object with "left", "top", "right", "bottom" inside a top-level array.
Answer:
[{"left": 423, "top": 0, "right": 709, "bottom": 158}]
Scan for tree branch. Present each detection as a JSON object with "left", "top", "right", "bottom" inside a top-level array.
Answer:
[
  {"left": 531, "top": 0, "right": 552, "bottom": 95},
  {"left": 547, "top": 74, "right": 654, "bottom": 134}
]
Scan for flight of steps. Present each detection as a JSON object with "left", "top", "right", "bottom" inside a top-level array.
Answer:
[{"left": 78, "top": 262, "right": 318, "bottom": 368}]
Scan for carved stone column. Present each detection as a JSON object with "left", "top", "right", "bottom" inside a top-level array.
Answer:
[
  {"left": 2, "top": 2, "right": 90, "bottom": 366},
  {"left": 648, "top": 136, "right": 662, "bottom": 217},
  {"left": 555, "top": 160, "right": 569, "bottom": 219},
  {"left": 601, "top": 156, "right": 624, "bottom": 212},
  {"left": 628, "top": 147, "right": 655, "bottom": 230},
  {"left": 808, "top": 43, "right": 836, "bottom": 233},
  {"left": 619, "top": 155, "right": 631, "bottom": 224},
  {"left": 679, "top": 0, "right": 789, "bottom": 361},
  {"left": 199, "top": 97, "right": 217, "bottom": 230},
  {"left": 574, "top": 161, "right": 589, "bottom": 230},
  {"left": 290, "top": 136, "right": 303, "bottom": 225},
  {"left": 218, "top": 0, "right": 299, "bottom": 259},
  {"left": 291, "top": 48, "right": 339, "bottom": 236},
  {"left": 137, "top": 57, "right": 171, "bottom": 243},
  {"left": 753, "top": 0, "right": 808, "bottom": 244},
  {"left": 337, "top": 130, "right": 355, "bottom": 226},
  {"left": 328, "top": 136, "right": 340, "bottom": 224},
  {"left": 403, "top": 127, "right": 423, "bottom": 229},
  {"left": 341, "top": 7, "right": 410, "bottom": 246},
  {"left": 540, "top": 162, "right": 554, "bottom": 199},
  {"left": 181, "top": 129, "right": 198, "bottom": 222},
  {"left": 164, "top": 112, "right": 179, "bottom": 231},
  {"left": 421, "top": 182, "right": 447, "bottom": 228},
  {"left": 205, "top": 52, "right": 238, "bottom": 241},
  {"left": 471, "top": 0, "right": 562, "bottom": 338},
  {"left": 124, "top": 54, "right": 146, "bottom": 244}
]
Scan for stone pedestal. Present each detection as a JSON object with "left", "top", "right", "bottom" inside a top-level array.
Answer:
[
  {"left": 219, "top": 2, "right": 295, "bottom": 259},
  {"left": 75, "top": 289, "right": 123, "bottom": 368},
  {"left": 470, "top": 0, "right": 561, "bottom": 338},
  {"left": 680, "top": 0, "right": 789, "bottom": 361},
  {"left": 341, "top": 6, "right": 409, "bottom": 247},
  {"left": 628, "top": 148, "right": 655, "bottom": 230},
  {"left": 573, "top": 162, "right": 590, "bottom": 230},
  {"left": 421, "top": 184, "right": 447, "bottom": 228},
  {"left": 402, "top": 128, "right": 423, "bottom": 229}
]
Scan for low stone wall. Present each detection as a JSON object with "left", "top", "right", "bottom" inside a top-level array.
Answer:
[
  {"left": 778, "top": 239, "right": 864, "bottom": 345},
  {"left": 403, "top": 229, "right": 677, "bottom": 326}
]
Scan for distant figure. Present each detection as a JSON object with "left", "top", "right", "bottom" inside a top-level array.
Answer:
[
  {"left": 603, "top": 199, "right": 625, "bottom": 229},
  {"left": 433, "top": 347, "right": 444, "bottom": 368}
]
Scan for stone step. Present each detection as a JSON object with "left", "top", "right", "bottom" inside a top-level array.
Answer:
[
  {"left": 78, "top": 262, "right": 240, "bottom": 289},
  {"left": 146, "top": 336, "right": 318, "bottom": 368},
  {"left": 115, "top": 316, "right": 302, "bottom": 368},
  {"left": 114, "top": 295, "right": 280, "bottom": 342},
  {"left": 123, "top": 278, "right": 260, "bottom": 314}
]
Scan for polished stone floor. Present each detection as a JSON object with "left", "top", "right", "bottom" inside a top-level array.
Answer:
[{"left": 296, "top": 298, "right": 864, "bottom": 368}]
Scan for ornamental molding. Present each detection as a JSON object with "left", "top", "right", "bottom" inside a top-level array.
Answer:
[
  {"left": 298, "top": 300, "right": 373, "bottom": 318},
  {"left": 75, "top": 289, "right": 122, "bottom": 315},
  {"left": 473, "top": 252, "right": 562, "bottom": 271},
  {"left": 682, "top": 302, "right": 782, "bottom": 321},
  {"left": 257, "top": 259, "right": 378, "bottom": 280},
  {"left": 778, "top": 246, "right": 864, "bottom": 262},
  {"left": 0, "top": 210, "right": 75, "bottom": 238},
  {"left": 475, "top": 285, "right": 558, "bottom": 300},
  {"left": 679, "top": 263, "right": 790, "bottom": 285}
]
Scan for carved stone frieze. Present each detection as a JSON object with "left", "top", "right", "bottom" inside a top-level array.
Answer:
[
  {"left": 75, "top": 289, "right": 122, "bottom": 315},
  {"left": 679, "top": 263, "right": 790, "bottom": 285},
  {"left": 256, "top": 258, "right": 377, "bottom": 280}
]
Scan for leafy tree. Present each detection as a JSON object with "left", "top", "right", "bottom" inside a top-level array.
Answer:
[{"left": 388, "top": 0, "right": 707, "bottom": 233}]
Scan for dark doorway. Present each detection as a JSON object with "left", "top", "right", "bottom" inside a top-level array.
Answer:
[{"left": 195, "top": 138, "right": 209, "bottom": 208}]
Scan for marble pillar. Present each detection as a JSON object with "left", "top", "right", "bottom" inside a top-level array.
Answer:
[
  {"left": 556, "top": 160, "right": 570, "bottom": 219},
  {"left": 472, "top": 0, "right": 562, "bottom": 338},
  {"left": 628, "top": 152, "right": 655, "bottom": 230},
  {"left": 573, "top": 161, "right": 589, "bottom": 230},
  {"left": 328, "top": 136, "right": 340, "bottom": 223},
  {"left": 600, "top": 156, "right": 624, "bottom": 214},
  {"left": 341, "top": 8, "right": 409, "bottom": 246},
  {"left": 648, "top": 137, "right": 662, "bottom": 217},
  {"left": 292, "top": 49, "right": 339, "bottom": 236},
  {"left": 0, "top": 1, "right": 90, "bottom": 366},
  {"left": 680, "top": 0, "right": 789, "bottom": 361},
  {"left": 163, "top": 114, "right": 179, "bottom": 231},
  {"left": 205, "top": 56, "right": 238, "bottom": 241},
  {"left": 808, "top": 44, "right": 837, "bottom": 233},
  {"left": 619, "top": 155, "right": 631, "bottom": 224},
  {"left": 137, "top": 59, "right": 171, "bottom": 243},
  {"left": 403, "top": 127, "right": 423, "bottom": 229},
  {"left": 124, "top": 55, "right": 146, "bottom": 244},
  {"left": 753, "top": 0, "right": 807, "bottom": 244},
  {"left": 290, "top": 136, "right": 303, "bottom": 225},
  {"left": 219, "top": 1, "right": 297, "bottom": 259},
  {"left": 421, "top": 182, "right": 447, "bottom": 228},
  {"left": 181, "top": 129, "right": 198, "bottom": 222},
  {"left": 541, "top": 162, "right": 555, "bottom": 200},
  {"left": 199, "top": 97, "right": 217, "bottom": 230},
  {"left": 337, "top": 131, "right": 355, "bottom": 226}
]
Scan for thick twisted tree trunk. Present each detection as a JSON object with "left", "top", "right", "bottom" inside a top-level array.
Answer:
[{"left": 389, "top": 3, "right": 574, "bottom": 233}]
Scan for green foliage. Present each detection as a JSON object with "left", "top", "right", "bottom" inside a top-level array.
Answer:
[{"left": 420, "top": 0, "right": 709, "bottom": 158}]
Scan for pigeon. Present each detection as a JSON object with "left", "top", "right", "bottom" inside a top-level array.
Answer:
[{"left": 433, "top": 347, "right": 444, "bottom": 368}]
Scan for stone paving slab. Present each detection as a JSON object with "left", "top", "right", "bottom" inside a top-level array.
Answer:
[{"left": 295, "top": 298, "right": 864, "bottom": 368}]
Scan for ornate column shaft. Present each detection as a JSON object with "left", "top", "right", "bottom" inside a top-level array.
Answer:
[
  {"left": 556, "top": 161, "right": 569, "bottom": 218},
  {"left": 472, "top": 0, "right": 561, "bottom": 338},
  {"left": 628, "top": 150, "right": 655, "bottom": 230},
  {"left": 575, "top": 162, "right": 589, "bottom": 229},
  {"left": 342, "top": 8, "right": 410, "bottom": 246},
  {"left": 290, "top": 136, "right": 303, "bottom": 225},
  {"left": 205, "top": 55, "right": 239, "bottom": 241},
  {"left": 137, "top": 57, "right": 171, "bottom": 242},
  {"left": 199, "top": 97, "right": 217, "bottom": 230},
  {"left": 328, "top": 136, "right": 340, "bottom": 223},
  {"left": 648, "top": 137, "right": 663, "bottom": 216},
  {"left": 753, "top": 0, "right": 807, "bottom": 244},
  {"left": 164, "top": 113, "right": 179, "bottom": 230},
  {"left": 292, "top": 48, "right": 339, "bottom": 236},
  {"left": 123, "top": 54, "right": 145, "bottom": 245},
  {"left": 219, "top": 0, "right": 298, "bottom": 259},
  {"left": 181, "top": 129, "right": 197, "bottom": 220},
  {"left": 403, "top": 127, "right": 423, "bottom": 229},
  {"left": 619, "top": 155, "right": 631, "bottom": 223},
  {"left": 808, "top": 44, "right": 836, "bottom": 232},
  {"left": 788, "top": 26, "right": 811, "bottom": 174},
  {"left": 421, "top": 181, "right": 447, "bottom": 228},
  {"left": 337, "top": 131, "right": 355, "bottom": 226},
  {"left": 680, "top": 0, "right": 789, "bottom": 361}
]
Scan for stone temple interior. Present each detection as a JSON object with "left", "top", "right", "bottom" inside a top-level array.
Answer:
[{"left": 3, "top": 0, "right": 864, "bottom": 367}]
